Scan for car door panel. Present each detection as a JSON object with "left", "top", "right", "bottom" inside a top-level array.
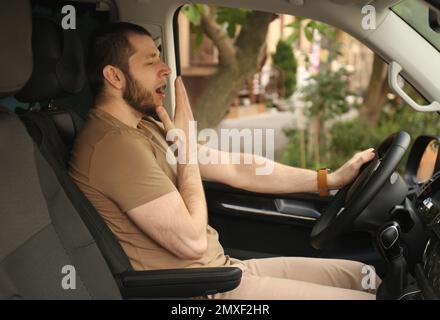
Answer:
[{"left": 204, "top": 181, "right": 384, "bottom": 274}]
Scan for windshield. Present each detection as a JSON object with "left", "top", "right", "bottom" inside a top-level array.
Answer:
[{"left": 392, "top": 0, "right": 440, "bottom": 52}]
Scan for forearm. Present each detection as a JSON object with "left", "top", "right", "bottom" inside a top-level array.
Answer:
[
  {"left": 231, "top": 154, "right": 338, "bottom": 194},
  {"left": 177, "top": 160, "right": 208, "bottom": 244}
]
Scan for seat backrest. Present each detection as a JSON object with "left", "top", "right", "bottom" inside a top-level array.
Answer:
[
  {"left": 15, "top": 15, "right": 133, "bottom": 275},
  {"left": 19, "top": 108, "right": 83, "bottom": 168},
  {"left": 0, "top": 0, "right": 122, "bottom": 299},
  {"left": 0, "top": 112, "right": 122, "bottom": 299},
  {"left": 48, "top": 107, "right": 85, "bottom": 156},
  {"left": 0, "top": 0, "right": 33, "bottom": 98}
]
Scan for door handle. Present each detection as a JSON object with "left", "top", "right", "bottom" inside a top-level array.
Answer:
[{"left": 274, "top": 199, "right": 321, "bottom": 220}]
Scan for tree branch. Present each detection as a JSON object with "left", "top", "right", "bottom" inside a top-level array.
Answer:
[
  {"left": 194, "top": 10, "right": 277, "bottom": 129},
  {"left": 200, "top": 6, "right": 237, "bottom": 66},
  {"left": 235, "top": 11, "right": 277, "bottom": 71}
]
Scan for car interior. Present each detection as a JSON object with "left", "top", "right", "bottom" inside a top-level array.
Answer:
[{"left": 0, "top": 0, "right": 440, "bottom": 300}]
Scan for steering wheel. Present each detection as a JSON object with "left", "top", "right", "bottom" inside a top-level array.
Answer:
[{"left": 310, "top": 131, "right": 411, "bottom": 249}]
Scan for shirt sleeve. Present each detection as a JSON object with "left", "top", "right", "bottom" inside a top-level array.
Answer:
[{"left": 89, "top": 130, "right": 177, "bottom": 212}]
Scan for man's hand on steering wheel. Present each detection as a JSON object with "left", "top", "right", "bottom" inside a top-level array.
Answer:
[
  {"left": 311, "top": 131, "right": 411, "bottom": 249},
  {"left": 328, "top": 148, "right": 376, "bottom": 190}
]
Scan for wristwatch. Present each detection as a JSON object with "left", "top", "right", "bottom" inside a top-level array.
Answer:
[{"left": 317, "top": 168, "right": 330, "bottom": 197}]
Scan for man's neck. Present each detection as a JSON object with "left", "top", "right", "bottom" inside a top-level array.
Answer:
[{"left": 95, "top": 99, "right": 142, "bottom": 128}]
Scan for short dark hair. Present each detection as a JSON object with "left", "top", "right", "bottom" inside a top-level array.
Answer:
[{"left": 87, "top": 22, "right": 151, "bottom": 99}]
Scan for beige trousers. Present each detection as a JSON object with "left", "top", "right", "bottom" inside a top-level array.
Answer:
[{"left": 209, "top": 257, "right": 379, "bottom": 300}]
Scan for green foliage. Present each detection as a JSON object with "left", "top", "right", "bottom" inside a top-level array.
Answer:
[
  {"left": 327, "top": 118, "right": 395, "bottom": 169},
  {"left": 193, "top": 25, "right": 204, "bottom": 48},
  {"left": 181, "top": 4, "right": 205, "bottom": 25},
  {"left": 281, "top": 128, "right": 326, "bottom": 169},
  {"left": 281, "top": 20, "right": 355, "bottom": 169},
  {"left": 301, "top": 67, "right": 356, "bottom": 120},
  {"left": 216, "top": 7, "right": 251, "bottom": 38},
  {"left": 281, "top": 131, "right": 305, "bottom": 167},
  {"left": 182, "top": 4, "right": 206, "bottom": 49},
  {"left": 304, "top": 20, "right": 336, "bottom": 42},
  {"left": 182, "top": 4, "right": 251, "bottom": 45},
  {"left": 286, "top": 20, "right": 348, "bottom": 119},
  {"left": 329, "top": 104, "right": 440, "bottom": 170},
  {"left": 282, "top": 14, "right": 440, "bottom": 173},
  {"left": 285, "top": 18, "right": 336, "bottom": 46},
  {"left": 285, "top": 18, "right": 303, "bottom": 45},
  {"left": 282, "top": 104, "right": 440, "bottom": 171},
  {"left": 272, "top": 40, "right": 298, "bottom": 97}
]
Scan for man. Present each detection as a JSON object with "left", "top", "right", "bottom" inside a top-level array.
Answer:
[{"left": 69, "top": 22, "right": 377, "bottom": 299}]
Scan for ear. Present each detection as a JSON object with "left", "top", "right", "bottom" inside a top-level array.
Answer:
[{"left": 102, "top": 65, "right": 125, "bottom": 90}]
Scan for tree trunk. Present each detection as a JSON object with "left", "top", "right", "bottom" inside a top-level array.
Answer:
[
  {"left": 362, "top": 53, "right": 389, "bottom": 126},
  {"left": 193, "top": 11, "right": 277, "bottom": 129},
  {"left": 192, "top": 64, "right": 248, "bottom": 129}
]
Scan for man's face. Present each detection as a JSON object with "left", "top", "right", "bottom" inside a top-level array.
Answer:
[{"left": 123, "top": 33, "right": 171, "bottom": 116}]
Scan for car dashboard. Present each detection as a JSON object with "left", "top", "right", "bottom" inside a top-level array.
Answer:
[{"left": 413, "top": 171, "right": 440, "bottom": 299}]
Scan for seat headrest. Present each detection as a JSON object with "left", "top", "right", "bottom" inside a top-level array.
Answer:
[
  {"left": 0, "top": 0, "right": 33, "bottom": 97},
  {"left": 16, "top": 18, "right": 86, "bottom": 102}
]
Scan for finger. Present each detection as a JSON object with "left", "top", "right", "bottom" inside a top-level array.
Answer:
[
  {"left": 155, "top": 106, "right": 174, "bottom": 132},
  {"left": 175, "top": 76, "right": 185, "bottom": 109},
  {"left": 179, "top": 77, "right": 190, "bottom": 104},
  {"left": 175, "top": 76, "right": 193, "bottom": 114},
  {"left": 363, "top": 148, "right": 376, "bottom": 159},
  {"left": 180, "top": 78, "right": 195, "bottom": 118},
  {"left": 354, "top": 150, "right": 375, "bottom": 169},
  {"left": 354, "top": 148, "right": 374, "bottom": 160}
]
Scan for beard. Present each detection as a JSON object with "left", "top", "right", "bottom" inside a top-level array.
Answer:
[{"left": 122, "top": 71, "right": 157, "bottom": 118}]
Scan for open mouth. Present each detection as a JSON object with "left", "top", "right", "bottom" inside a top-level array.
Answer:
[{"left": 155, "top": 84, "right": 167, "bottom": 96}]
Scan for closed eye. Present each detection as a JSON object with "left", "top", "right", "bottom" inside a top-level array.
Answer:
[{"left": 145, "top": 55, "right": 160, "bottom": 65}]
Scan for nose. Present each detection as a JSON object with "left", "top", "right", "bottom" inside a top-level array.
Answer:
[{"left": 160, "top": 61, "right": 171, "bottom": 78}]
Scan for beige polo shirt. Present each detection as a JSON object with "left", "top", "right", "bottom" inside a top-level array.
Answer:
[{"left": 68, "top": 108, "right": 230, "bottom": 270}]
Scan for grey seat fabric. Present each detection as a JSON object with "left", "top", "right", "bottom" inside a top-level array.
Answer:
[
  {"left": 0, "top": 0, "right": 122, "bottom": 299},
  {"left": 0, "top": 112, "right": 121, "bottom": 299},
  {"left": 16, "top": 15, "right": 133, "bottom": 275},
  {"left": 0, "top": 0, "right": 32, "bottom": 97},
  {"left": 15, "top": 18, "right": 86, "bottom": 102}
]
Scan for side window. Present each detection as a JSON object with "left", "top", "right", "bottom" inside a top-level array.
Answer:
[{"left": 177, "top": 5, "right": 440, "bottom": 171}]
